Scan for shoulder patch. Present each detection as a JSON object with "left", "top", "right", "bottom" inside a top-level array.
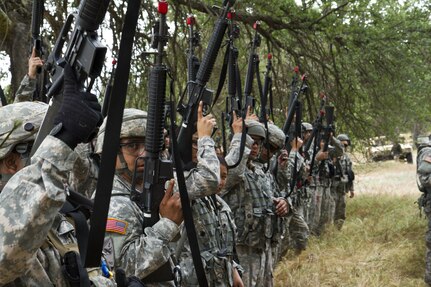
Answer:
[
  {"left": 424, "top": 156, "right": 431, "bottom": 164},
  {"left": 106, "top": 218, "right": 128, "bottom": 235}
]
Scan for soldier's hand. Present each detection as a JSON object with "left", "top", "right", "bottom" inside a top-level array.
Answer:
[
  {"left": 231, "top": 111, "right": 243, "bottom": 134},
  {"left": 349, "top": 190, "right": 355, "bottom": 198},
  {"left": 274, "top": 197, "right": 289, "bottom": 216},
  {"left": 232, "top": 267, "right": 244, "bottom": 287},
  {"left": 197, "top": 101, "right": 216, "bottom": 138},
  {"left": 278, "top": 149, "right": 289, "bottom": 168},
  {"left": 290, "top": 137, "right": 303, "bottom": 151},
  {"left": 160, "top": 179, "right": 183, "bottom": 225},
  {"left": 245, "top": 106, "right": 258, "bottom": 121},
  {"left": 316, "top": 151, "right": 329, "bottom": 161},
  {"left": 28, "top": 47, "right": 44, "bottom": 79},
  {"left": 53, "top": 64, "right": 103, "bottom": 149}
]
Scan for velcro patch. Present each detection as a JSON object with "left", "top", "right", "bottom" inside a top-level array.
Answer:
[
  {"left": 106, "top": 218, "right": 128, "bottom": 235},
  {"left": 424, "top": 156, "right": 431, "bottom": 164}
]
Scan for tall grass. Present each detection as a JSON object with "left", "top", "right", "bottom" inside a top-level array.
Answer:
[{"left": 274, "top": 193, "right": 428, "bottom": 287}]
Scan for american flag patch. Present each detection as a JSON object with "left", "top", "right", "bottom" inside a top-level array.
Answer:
[{"left": 106, "top": 218, "right": 128, "bottom": 235}]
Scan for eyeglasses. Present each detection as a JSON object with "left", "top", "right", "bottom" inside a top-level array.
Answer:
[{"left": 119, "top": 141, "right": 146, "bottom": 156}]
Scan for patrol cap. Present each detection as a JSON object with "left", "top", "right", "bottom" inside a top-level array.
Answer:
[
  {"left": 245, "top": 119, "right": 266, "bottom": 139},
  {"left": 302, "top": 122, "right": 313, "bottom": 131},
  {"left": 95, "top": 108, "right": 147, "bottom": 154},
  {"left": 267, "top": 123, "right": 285, "bottom": 149},
  {"left": 0, "top": 102, "right": 48, "bottom": 159}
]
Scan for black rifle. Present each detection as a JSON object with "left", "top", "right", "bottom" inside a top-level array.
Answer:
[
  {"left": 177, "top": 0, "right": 235, "bottom": 164},
  {"left": 303, "top": 93, "right": 327, "bottom": 156},
  {"left": 287, "top": 100, "right": 302, "bottom": 198},
  {"left": 101, "top": 59, "right": 117, "bottom": 118},
  {"left": 30, "top": 0, "right": 48, "bottom": 102},
  {"left": 0, "top": 85, "right": 7, "bottom": 106},
  {"left": 186, "top": 14, "right": 201, "bottom": 100},
  {"left": 243, "top": 21, "right": 261, "bottom": 114},
  {"left": 282, "top": 73, "right": 308, "bottom": 145},
  {"left": 260, "top": 53, "right": 273, "bottom": 123},
  {"left": 321, "top": 105, "right": 335, "bottom": 152},
  {"left": 31, "top": 0, "right": 109, "bottom": 156},
  {"left": 129, "top": 2, "right": 176, "bottom": 283}
]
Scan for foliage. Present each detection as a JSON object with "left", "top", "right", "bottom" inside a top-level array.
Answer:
[{"left": 1, "top": 0, "right": 431, "bottom": 143}]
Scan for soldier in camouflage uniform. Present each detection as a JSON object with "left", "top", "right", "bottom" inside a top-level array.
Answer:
[
  {"left": 332, "top": 134, "right": 355, "bottom": 230},
  {"left": 13, "top": 47, "right": 44, "bottom": 103},
  {"left": 0, "top": 65, "right": 115, "bottom": 286},
  {"left": 257, "top": 123, "right": 290, "bottom": 281},
  {"left": 173, "top": 104, "right": 243, "bottom": 286},
  {"left": 96, "top": 108, "right": 183, "bottom": 286},
  {"left": 310, "top": 135, "right": 343, "bottom": 236},
  {"left": 222, "top": 118, "right": 287, "bottom": 287},
  {"left": 417, "top": 140, "right": 431, "bottom": 286}
]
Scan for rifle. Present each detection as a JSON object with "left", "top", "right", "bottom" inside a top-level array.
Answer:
[
  {"left": 287, "top": 100, "right": 302, "bottom": 197},
  {"left": 30, "top": 0, "right": 48, "bottom": 102},
  {"left": 282, "top": 73, "right": 308, "bottom": 145},
  {"left": 177, "top": 0, "right": 236, "bottom": 164},
  {"left": 186, "top": 15, "right": 201, "bottom": 100},
  {"left": 303, "top": 93, "right": 327, "bottom": 155},
  {"left": 260, "top": 53, "right": 273, "bottom": 123},
  {"left": 0, "top": 85, "right": 7, "bottom": 106},
  {"left": 101, "top": 59, "right": 117, "bottom": 118},
  {"left": 243, "top": 21, "right": 261, "bottom": 114},
  {"left": 31, "top": 0, "right": 109, "bottom": 156}
]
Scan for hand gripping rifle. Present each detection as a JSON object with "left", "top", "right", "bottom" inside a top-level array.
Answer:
[
  {"left": 31, "top": 0, "right": 110, "bottom": 156},
  {"left": 30, "top": 0, "right": 48, "bottom": 103},
  {"left": 177, "top": 0, "right": 236, "bottom": 164}
]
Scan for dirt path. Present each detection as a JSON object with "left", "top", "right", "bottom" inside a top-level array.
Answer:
[{"left": 354, "top": 158, "right": 419, "bottom": 197}]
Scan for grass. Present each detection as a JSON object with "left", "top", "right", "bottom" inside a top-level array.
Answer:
[{"left": 274, "top": 193, "right": 428, "bottom": 287}]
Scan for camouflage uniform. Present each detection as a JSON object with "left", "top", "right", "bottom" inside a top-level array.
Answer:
[
  {"left": 0, "top": 136, "right": 114, "bottom": 286},
  {"left": 174, "top": 136, "right": 241, "bottom": 286},
  {"left": 417, "top": 145, "right": 431, "bottom": 285},
  {"left": 310, "top": 138, "right": 343, "bottom": 236},
  {"left": 332, "top": 150, "right": 354, "bottom": 230},
  {"left": 282, "top": 150, "right": 310, "bottom": 255},
  {"left": 97, "top": 109, "right": 180, "bottom": 286},
  {"left": 14, "top": 74, "right": 36, "bottom": 103},
  {"left": 221, "top": 122, "right": 272, "bottom": 287}
]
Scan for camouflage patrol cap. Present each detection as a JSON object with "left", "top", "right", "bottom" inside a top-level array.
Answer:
[
  {"left": 302, "top": 122, "right": 313, "bottom": 131},
  {"left": 267, "top": 123, "right": 285, "bottom": 149},
  {"left": 337, "top": 133, "right": 350, "bottom": 146},
  {"left": 95, "top": 108, "right": 147, "bottom": 154},
  {"left": 0, "top": 102, "right": 48, "bottom": 159},
  {"left": 245, "top": 120, "right": 266, "bottom": 139}
]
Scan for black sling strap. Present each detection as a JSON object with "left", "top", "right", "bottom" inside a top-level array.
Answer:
[
  {"left": 84, "top": 0, "right": 141, "bottom": 268},
  {"left": 169, "top": 97, "right": 209, "bottom": 287},
  {"left": 0, "top": 85, "right": 7, "bottom": 106}
]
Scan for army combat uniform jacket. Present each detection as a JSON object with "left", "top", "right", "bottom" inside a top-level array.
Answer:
[{"left": 0, "top": 136, "right": 114, "bottom": 286}]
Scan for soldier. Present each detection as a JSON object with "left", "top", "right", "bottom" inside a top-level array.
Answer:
[
  {"left": 14, "top": 47, "right": 44, "bottom": 103},
  {"left": 222, "top": 117, "right": 287, "bottom": 287},
  {"left": 0, "top": 65, "right": 115, "bottom": 286},
  {"left": 173, "top": 103, "right": 243, "bottom": 286},
  {"left": 416, "top": 139, "right": 431, "bottom": 286},
  {"left": 95, "top": 108, "right": 183, "bottom": 286},
  {"left": 332, "top": 134, "right": 355, "bottom": 230}
]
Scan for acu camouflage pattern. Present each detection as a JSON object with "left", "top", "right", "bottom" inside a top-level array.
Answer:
[
  {"left": 13, "top": 74, "right": 36, "bottom": 103},
  {"left": 102, "top": 174, "right": 179, "bottom": 286},
  {"left": 221, "top": 133, "right": 275, "bottom": 287},
  {"left": 0, "top": 136, "right": 114, "bottom": 286},
  {"left": 0, "top": 101, "right": 47, "bottom": 158},
  {"left": 417, "top": 146, "right": 431, "bottom": 285}
]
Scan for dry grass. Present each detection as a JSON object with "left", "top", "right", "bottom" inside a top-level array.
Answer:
[{"left": 274, "top": 159, "right": 428, "bottom": 287}]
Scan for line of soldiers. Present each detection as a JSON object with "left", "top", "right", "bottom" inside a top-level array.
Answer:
[{"left": 0, "top": 57, "right": 356, "bottom": 287}]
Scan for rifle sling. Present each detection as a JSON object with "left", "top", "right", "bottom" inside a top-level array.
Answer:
[
  {"left": 0, "top": 85, "right": 7, "bottom": 106},
  {"left": 84, "top": 0, "right": 141, "bottom": 268},
  {"left": 169, "top": 100, "right": 209, "bottom": 287}
]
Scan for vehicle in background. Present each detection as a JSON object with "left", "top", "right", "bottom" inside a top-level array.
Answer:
[{"left": 367, "top": 134, "right": 413, "bottom": 164}]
